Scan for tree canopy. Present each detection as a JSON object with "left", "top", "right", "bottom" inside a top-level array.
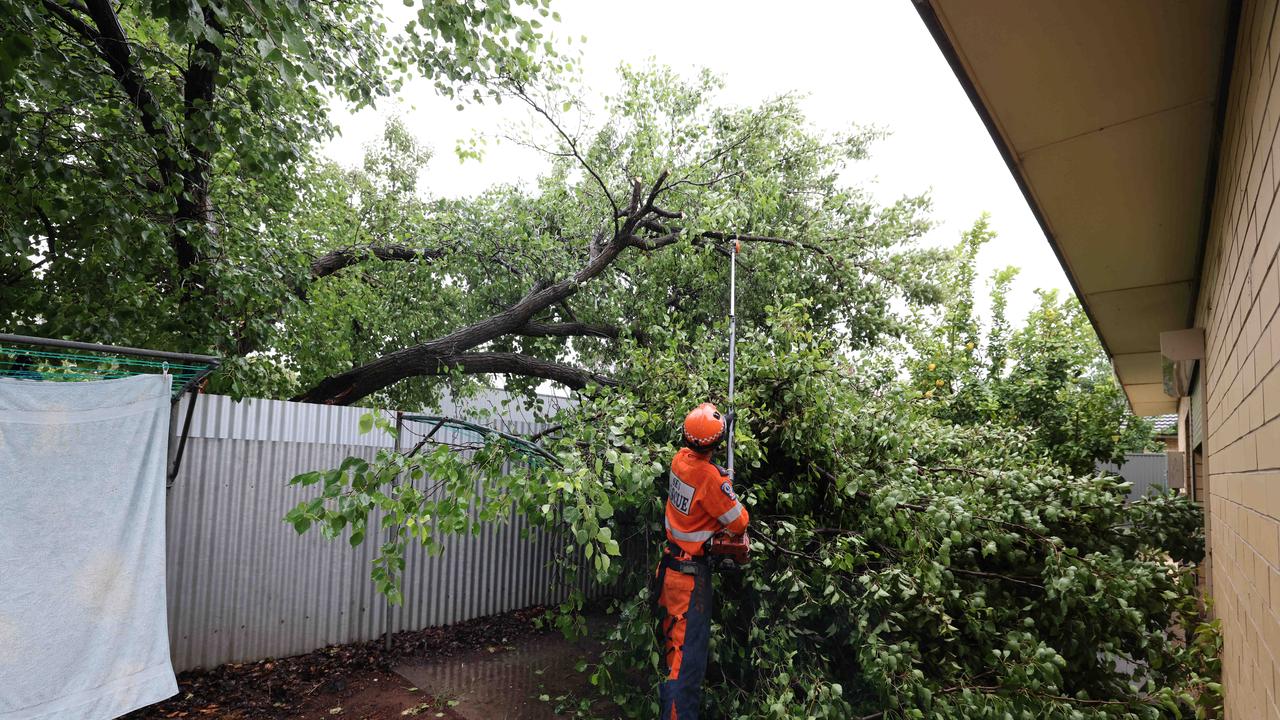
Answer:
[
  {"left": 3, "top": 0, "right": 943, "bottom": 406},
  {"left": 1, "top": 0, "right": 561, "bottom": 380},
  {"left": 275, "top": 67, "right": 940, "bottom": 408},
  {"left": 904, "top": 219, "right": 1159, "bottom": 475}
]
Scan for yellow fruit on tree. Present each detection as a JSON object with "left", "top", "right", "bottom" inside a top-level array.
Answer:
[
  {"left": 927, "top": 363, "right": 936, "bottom": 371},
  {"left": 935, "top": 379, "right": 944, "bottom": 387}
]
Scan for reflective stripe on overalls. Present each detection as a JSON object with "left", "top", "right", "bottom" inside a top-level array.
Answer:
[{"left": 653, "top": 547, "right": 712, "bottom": 720}]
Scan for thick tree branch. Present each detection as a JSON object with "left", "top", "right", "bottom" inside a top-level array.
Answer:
[
  {"left": 51, "top": 0, "right": 216, "bottom": 272},
  {"left": 293, "top": 351, "right": 616, "bottom": 403},
  {"left": 639, "top": 218, "right": 671, "bottom": 235},
  {"left": 620, "top": 177, "right": 642, "bottom": 217},
  {"left": 640, "top": 171, "right": 669, "bottom": 217},
  {"left": 294, "top": 233, "right": 631, "bottom": 404},
  {"left": 517, "top": 321, "right": 620, "bottom": 339},
  {"left": 295, "top": 168, "right": 830, "bottom": 404},
  {"left": 295, "top": 166, "right": 833, "bottom": 403},
  {"left": 297, "top": 214, "right": 637, "bottom": 402},
  {"left": 628, "top": 232, "right": 681, "bottom": 251},
  {"left": 310, "top": 244, "right": 445, "bottom": 279},
  {"left": 41, "top": 1, "right": 100, "bottom": 49},
  {"left": 173, "top": 5, "right": 224, "bottom": 269},
  {"left": 69, "top": 0, "right": 176, "bottom": 155},
  {"left": 428, "top": 353, "right": 617, "bottom": 390}
]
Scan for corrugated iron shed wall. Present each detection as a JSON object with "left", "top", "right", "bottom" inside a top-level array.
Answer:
[
  {"left": 166, "top": 393, "right": 586, "bottom": 671},
  {"left": 1096, "top": 452, "right": 1171, "bottom": 501}
]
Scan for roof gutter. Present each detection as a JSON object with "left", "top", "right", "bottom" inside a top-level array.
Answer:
[{"left": 1188, "top": 0, "right": 1243, "bottom": 328}]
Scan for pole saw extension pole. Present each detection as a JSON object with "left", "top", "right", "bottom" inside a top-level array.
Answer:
[
  {"left": 708, "top": 237, "right": 750, "bottom": 571},
  {"left": 727, "top": 238, "right": 739, "bottom": 477}
]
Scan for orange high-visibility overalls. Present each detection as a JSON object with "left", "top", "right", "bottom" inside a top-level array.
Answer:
[{"left": 654, "top": 447, "right": 749, "bottom": 720}]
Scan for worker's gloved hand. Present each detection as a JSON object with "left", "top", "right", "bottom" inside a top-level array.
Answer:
[{"left": 724, "top": 410, "right": 736, "bottom": 435}]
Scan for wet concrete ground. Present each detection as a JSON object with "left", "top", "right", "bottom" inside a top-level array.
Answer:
[
  {"left": 393, "top": 619, "right": 615, "bottom": 719},
  {"left": 125, "top": 607, "right": 580, "bottom": 720}
]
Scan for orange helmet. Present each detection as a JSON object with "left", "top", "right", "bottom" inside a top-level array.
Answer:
[{"left": 682, "top": 402, "right": 727, "bottom": 450}]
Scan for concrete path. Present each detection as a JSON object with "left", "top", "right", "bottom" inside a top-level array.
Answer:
[{"left": 393, "top": 624, "right": 612, "bottom": 720}]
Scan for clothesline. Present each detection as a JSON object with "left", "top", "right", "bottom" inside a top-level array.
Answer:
[{"left": 0, "top": 333, "right": 219, "bottom": 399}]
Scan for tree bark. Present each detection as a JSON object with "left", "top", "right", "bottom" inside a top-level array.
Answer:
[
  {"left": 517, "top": 321, "right": 619, "bottom": 339},
  {"left": 173, "top": 6, "right": 224, "bottom": 270},
  {"left": 310, "top": 244, "right": 445, "bottom": 279},
  {"left": 291, "top": 351, "right": 617, "bottom": 403}
]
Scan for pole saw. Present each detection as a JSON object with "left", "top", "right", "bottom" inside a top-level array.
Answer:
[{"left": 708, "top": 238, "right": 751, "bottom": 571}]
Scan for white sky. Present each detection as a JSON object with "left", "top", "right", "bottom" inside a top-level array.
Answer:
[{"left": 323, "top": 0, "right": 1072, "bottom": 325}]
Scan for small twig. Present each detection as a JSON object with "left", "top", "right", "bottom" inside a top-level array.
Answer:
[
  {"left": 403, "top": 433, "right": 433, "bottom": 458},
  {"left": 949, "top": 567, "right": 1044, "bottom": 590},
  {"left": 529, "top": 422, "right": 566, "bottom": 443},
  {"left": 755, "top": 529, "right": 818, "bottom": 560},
  {"left": 925, "top": 465, "right": 989, "bottom": 478},
  {"left": 507, "top": 83, "right": 619, "bottom": 223}
]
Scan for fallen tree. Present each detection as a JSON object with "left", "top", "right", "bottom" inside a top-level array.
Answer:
[
  {"left": 283, "top": 68, "right": 1218, "bottom": 719},
  {"left": 289, "top": 301, "right": 1218, "bottom": 719}
]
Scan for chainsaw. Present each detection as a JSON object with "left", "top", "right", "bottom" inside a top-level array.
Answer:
[{"left": 707, "top": 530, "right": 750, "bottom": 571}]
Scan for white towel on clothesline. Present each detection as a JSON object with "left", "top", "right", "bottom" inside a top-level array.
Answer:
[{"left": 0, "top": 374, "right": 178, "bottom": 720}]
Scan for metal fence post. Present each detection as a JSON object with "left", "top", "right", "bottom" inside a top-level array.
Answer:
[{"left": 386, "top": 410, "right": 403, "bottom": 653}]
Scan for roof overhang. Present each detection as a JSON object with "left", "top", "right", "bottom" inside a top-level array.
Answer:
[{"left": 913, "top": 0, "right": 1239, "bottom": 416}]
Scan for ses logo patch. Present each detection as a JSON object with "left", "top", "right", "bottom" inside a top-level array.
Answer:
[
  {"left": 669, "top": 472, "right": 695, "bottom": 514},
  {"left": 720, "top": 482, "right": 737, "bottom": 502}
]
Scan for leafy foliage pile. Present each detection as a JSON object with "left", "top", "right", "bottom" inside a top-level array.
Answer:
[
  {"left": 292, "top": 298, "right": 1217, "bottom": 719},
  {"left": 579, "top": 306, "right": 1216, "bottom": 719}
]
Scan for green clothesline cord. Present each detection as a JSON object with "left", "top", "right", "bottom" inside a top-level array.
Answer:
[
  {"left": 0, "top": 369, "right": 203, "bottom": 381},
  {"left": 401, "top": 415, "right": 561, "bottom": 468},
  {"left": 0, "top": 347, "right": 208, "bottom": 371},
  {"left": 0, "top": 348, "right": 210, "bottom": 398}
]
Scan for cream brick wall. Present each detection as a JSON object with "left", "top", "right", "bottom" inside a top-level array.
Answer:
[{"left": 1197, "top": 1, "right": 1280, "bottom": 717}]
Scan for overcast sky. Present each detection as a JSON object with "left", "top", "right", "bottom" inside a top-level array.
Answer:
[{"left": 323, "top": 0, "right": 1072, "bottom": 325}]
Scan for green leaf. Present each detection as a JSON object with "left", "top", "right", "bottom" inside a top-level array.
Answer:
[{"left": 292, "top": 471, "right": 323, "bottom": 486}]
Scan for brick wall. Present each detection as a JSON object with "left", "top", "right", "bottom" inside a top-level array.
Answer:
[{"left": 1197, "top": 1, "right": 1280, "bottom": 716}]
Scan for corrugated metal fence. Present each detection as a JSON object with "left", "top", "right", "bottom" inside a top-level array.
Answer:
[
  {"left": 166, "top": 392, "right": 585, "bottom": 671},
  {"left": 1096, "top": 452, "right": 1170, "bottom": 501}
]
